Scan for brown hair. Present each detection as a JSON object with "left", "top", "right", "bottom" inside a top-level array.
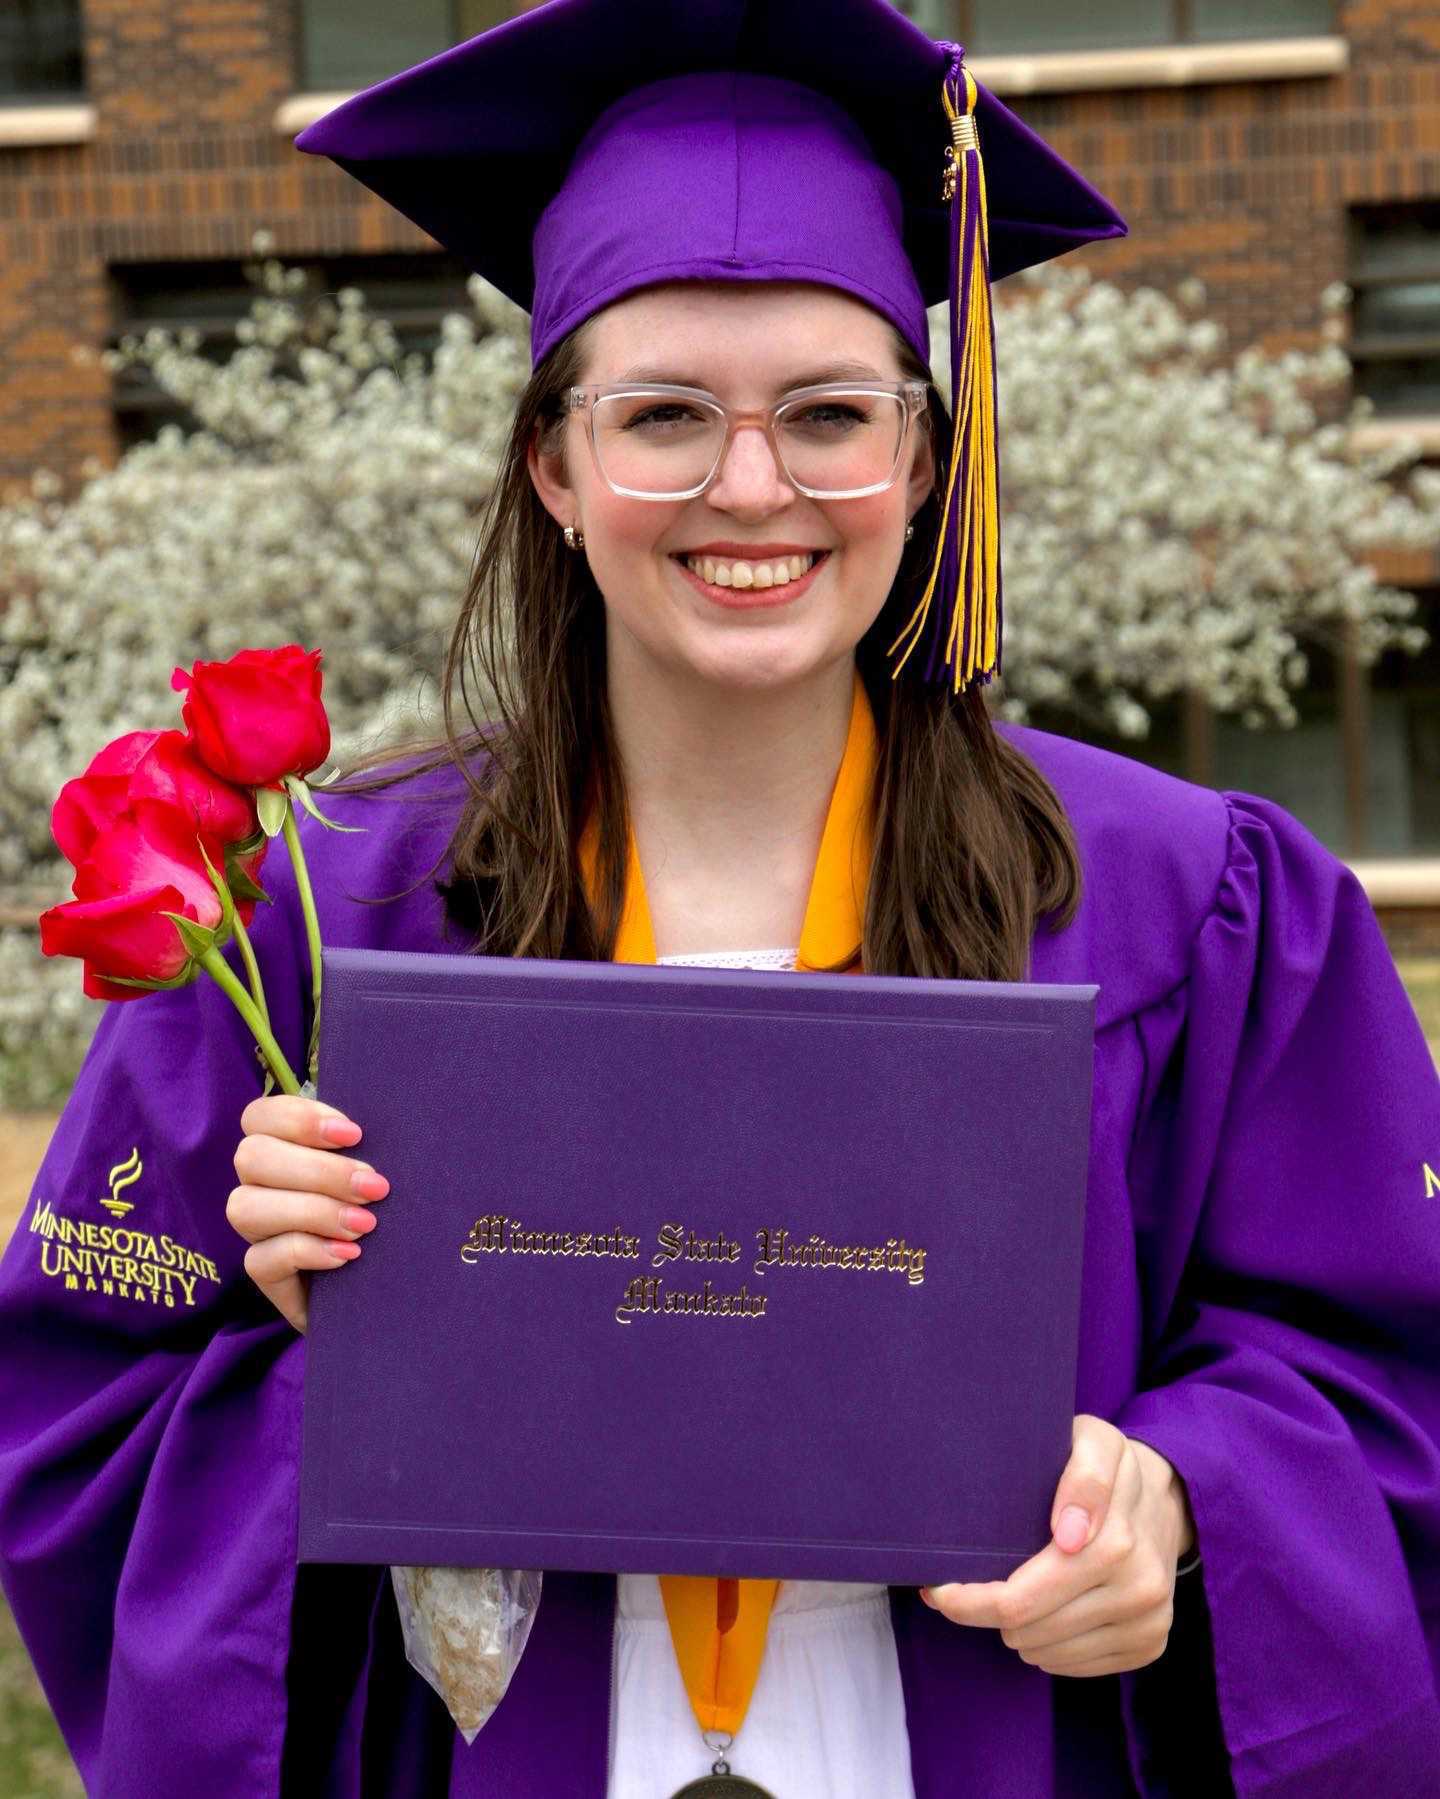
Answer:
[{"left": 352, "top": 312, "right": 1081, "bottom": 979}]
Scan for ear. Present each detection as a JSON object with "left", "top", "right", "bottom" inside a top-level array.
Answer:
[
  {"left": 527, "top": 423, "right": 576, "bottom": 531},
  {"left": 906, "top": 415, "right": 937, "bottom": 519}
]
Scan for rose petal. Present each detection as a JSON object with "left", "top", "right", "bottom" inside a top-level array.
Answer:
[{"left": 40, "top": 885, "right": 192, "bottom": 986}]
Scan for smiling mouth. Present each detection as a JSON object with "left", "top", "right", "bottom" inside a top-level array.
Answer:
[{"left": 675, "top": 550, "right": 824, "bottom": 591}]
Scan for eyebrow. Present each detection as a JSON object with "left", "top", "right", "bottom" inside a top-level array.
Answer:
[{"left": 610, "top": 359, "right": 890, "bottom": 391}]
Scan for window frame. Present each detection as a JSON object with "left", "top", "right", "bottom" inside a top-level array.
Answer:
[
  {"left": 915, "top": 0, "right": 1335, "bottom": 51},
  {"left": 106, "top": 252, "right": 480, "bottom": 452},
  {"left": 1348, "top": 204, "right": 1440, "bottom": 424},
  {"left": 0, "top": 0, "right": 86, "bottom": 107},
  {"left": 297, "top": 0, "right": 512, "bottom": 95}
]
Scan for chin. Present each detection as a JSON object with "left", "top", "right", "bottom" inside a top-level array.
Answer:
[{"left": 666, "top": 623, "right": 856, "bottom": 694}]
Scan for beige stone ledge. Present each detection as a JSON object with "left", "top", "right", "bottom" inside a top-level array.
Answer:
[
  {"left": 0, "top": 103, "right": 97, "bottom": 148},
  {"left": 1351, "top": 861, "right": 1440, "bottom": 908},
  {"left": 1349, "top": 419, "right": 1440, "bottom": 459},
  {"left": 966, "top": 36, "right": 1349, "bottom": 96},
  {"left": 274, "top": 92, "right": 355, "bottom": 137}
]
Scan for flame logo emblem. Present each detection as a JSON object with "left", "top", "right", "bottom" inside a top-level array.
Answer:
[{"left": 102, "top": 1148, "right": 143, "bottom": 1219}]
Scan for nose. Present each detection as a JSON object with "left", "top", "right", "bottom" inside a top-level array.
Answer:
[{"left": 704, "top": 422, "right": 794, "bottom": 515}]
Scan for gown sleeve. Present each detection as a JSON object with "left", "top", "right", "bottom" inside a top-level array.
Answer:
[
  {"left": 0, "top": 834, "right": 436, "bottom": 1796},
  {"left": 1114, "top": 793, "right": 1440, "bottom": 1799}
]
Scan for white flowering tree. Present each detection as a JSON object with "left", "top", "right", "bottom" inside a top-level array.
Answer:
[
  {"left": 2, "top": 243, "right": 1438, "bottom": 1101},
  {"left": 0, "top": 242, "right": 530, "bottom": 1102},
  {"left": 975, "top": 269, "right": 1439, "bottom": 738},
  {"left": 0, "top": 242, "right": 531, "bottom": 893}
]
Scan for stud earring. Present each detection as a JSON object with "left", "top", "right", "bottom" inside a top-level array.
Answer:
[
  {"left": 904, "top": 522, "right": 915, "bottom": 542},
  {"left": 563, "top": 524, "right": 586, "bottom": 551}
]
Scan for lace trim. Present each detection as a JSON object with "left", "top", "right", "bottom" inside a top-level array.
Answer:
[{"left": 657, "top": 947, "right": 799, "bottom": 971}]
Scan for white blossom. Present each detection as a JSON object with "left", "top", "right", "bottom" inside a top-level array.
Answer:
[
  {"left": 926, "top": 267, "right": 1436, "bottom": 737},
  {"left": 2, "top": 255, "right": 1436, "bottom": 1094}
]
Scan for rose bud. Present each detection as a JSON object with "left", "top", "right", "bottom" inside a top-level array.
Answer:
[{"left": 171, "top": 646, "right": 330, "bottom": 789}]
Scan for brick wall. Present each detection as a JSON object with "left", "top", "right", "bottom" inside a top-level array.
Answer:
[
  {"left": 1033, "top": 1, "right": 1440, "bottom": 356},
  {"left": 0, "top": 0, "right": 1437, "bottom": 493}
]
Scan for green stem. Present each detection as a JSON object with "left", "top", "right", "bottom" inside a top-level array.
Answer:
[
  {"left": 282, "top": 800, "right": 325, "bottom": 1080},
  {"left": 199, "top": 946, "right": 301, "bottom": 1095},
  {"left": 229, "top": 906, "right": 269, "bottom": 1029}
]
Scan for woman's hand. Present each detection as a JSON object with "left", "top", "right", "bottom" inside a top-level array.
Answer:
[
  {"left": 226, "top": 1093, "right": 389, "bottom": 1334},
  {"left": 921, "top": 1414, "right": 1195, "bottom": 1678}
]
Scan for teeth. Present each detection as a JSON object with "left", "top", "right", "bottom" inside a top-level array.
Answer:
[{"left": 684, "top": 552, "right": 818, "bottom": 588}]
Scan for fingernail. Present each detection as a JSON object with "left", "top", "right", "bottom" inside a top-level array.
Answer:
[
  {"left": 350, "top": 1169, "right": 389, "bottom": 1199},
  {"left": 321, "top": 1117, "right": 362, "bottom": 1145},
  {"left": 918, "top": 1587, "right": 934, "bottom": 1608},
  {"left": 340, "top": 1206, "right": 376, "bottom": 1236},
  {"left": 325, "top": 1240, "right": 361, "bottom": 1262},
  {"left": 1056, "top": 1505, "right": 1090, "bottom": 1551}
]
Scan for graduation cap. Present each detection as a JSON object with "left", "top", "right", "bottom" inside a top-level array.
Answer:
[{"left": 295, "top": 0, "right": 1126, "bottom": 693}]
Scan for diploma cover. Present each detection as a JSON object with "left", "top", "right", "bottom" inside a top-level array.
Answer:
[{"left": 300, "top": 949, "right": 1096, "bottom": 1585}]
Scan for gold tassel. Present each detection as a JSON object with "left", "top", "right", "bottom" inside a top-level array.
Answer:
[{"left": 890, "top": 63, "right": 1001, "bottom": 693}]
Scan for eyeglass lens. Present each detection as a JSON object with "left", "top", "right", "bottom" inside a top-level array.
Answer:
[{"left": 590, "top": 389, "right": 908, "bottom": 497}]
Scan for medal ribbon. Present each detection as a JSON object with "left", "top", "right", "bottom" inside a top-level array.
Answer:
[{"left": 578, "top": 672, "right": 877, "bottom": 1738}]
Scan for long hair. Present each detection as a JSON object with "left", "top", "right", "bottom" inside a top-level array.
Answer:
[{"left": 350, "top": 313, "right": 1081, "bottom": 979}]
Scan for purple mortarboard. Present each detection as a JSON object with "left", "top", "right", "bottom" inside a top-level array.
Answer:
[{"left": 295, "top": 0, "right": 1126, "bottom": 692}]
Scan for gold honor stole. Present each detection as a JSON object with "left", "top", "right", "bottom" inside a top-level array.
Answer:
[{"left": 578, "top": 671, "right": 877, "bottom": 1738}]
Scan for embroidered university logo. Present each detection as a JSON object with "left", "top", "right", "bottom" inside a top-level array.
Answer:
[
  {"left": 28, "top": 1144, "right": 222, "bottom": 1310},
  {"left": 102, "top": 1147, "right": 143, "bottom": 1218},
  {"left": 1425, "top": 1162, "right": 1440, "bottom": 1200}
]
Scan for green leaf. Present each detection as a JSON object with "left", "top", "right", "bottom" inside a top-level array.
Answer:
[
  {"left": 285, "top": 775, "right": 364, "bottom": 834},
  {"left": 256, "top": 786, "right": 290, "bottom": 838},
  {"left": 198, "top": 840, "right": 235, "bottom": 937},
  {"left": 105, "top": 967, "right": 200, "bottom": 992},
  {"left": 162, "top": 911, "right": 216, "bottom": 960},
  {"left": 225, "top": 857, "right": 270, "bottom": 905}
]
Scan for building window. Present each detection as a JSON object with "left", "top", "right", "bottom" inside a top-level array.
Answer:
[
  {"left": 893, "top": 0, "right": 1333, "bottom": 54},
  {"left": 1369, "top": 591, "right": 1440, "bottom": 857},
  {"left": 107, "top": 254, "right": 478, "bottom": 452},
  {"left": 1350, "top": 205, "right": 1440, "bottom": 421},
  {"left": 1113, "top": 601, "right": 1440, "bottom": 860},
  {"left": 0, "top": 0, "right": 84, "bottom": 102},
  {"left": 889, "top": 0, "right": 955, "bottom": 36},
  {"left": 300, "top": 0, "right": 512, "bottom": 92}
]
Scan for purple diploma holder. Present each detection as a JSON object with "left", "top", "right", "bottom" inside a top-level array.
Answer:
[{"left": 300, "top": 950, "right": 1095, "bottom": 1586}]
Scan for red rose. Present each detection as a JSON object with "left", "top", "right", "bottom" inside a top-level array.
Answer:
[
  {"left": 42, "top": 887, "right": 199, "bottom": 1002},
  {"left": 40, "top": 816, "right": 228, "bottom": 1002},
  {"left": 172, "top": 646, "right": 330, "bottom": 788},
  {"left": 51, "top": 730, "right": 162, "bottom": 867},
  {"left": 129, "top": 730, "right": 259, "bottom": 848},
  {"left": 52, "top": 728, "right": 258, "bottom": 874}
]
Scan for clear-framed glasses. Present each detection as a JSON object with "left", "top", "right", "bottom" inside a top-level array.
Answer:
[{"left": 565, "top": 379, "right": 930, "bottom": 502}]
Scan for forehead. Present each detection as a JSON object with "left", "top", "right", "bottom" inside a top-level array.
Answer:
[{"left": 578, "top": 281, "right": 905, "bottom": 388}]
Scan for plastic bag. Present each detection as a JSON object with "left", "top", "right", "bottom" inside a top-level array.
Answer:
[{"left": 389, "top": 1565, "right": 543, "bottom": 1744}]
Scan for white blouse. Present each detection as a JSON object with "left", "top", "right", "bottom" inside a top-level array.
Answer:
[{"left": 605, "top": 949, "right": 916, "bottom": 1799}]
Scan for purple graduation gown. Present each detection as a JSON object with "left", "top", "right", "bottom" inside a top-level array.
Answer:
[{"left": 2, "top": 727, "right": 1438, "bottom": 1798}]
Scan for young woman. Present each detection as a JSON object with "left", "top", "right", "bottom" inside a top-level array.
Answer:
[{"left": 3, "top": 4, "right": 1437, "bottom": 1796}]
